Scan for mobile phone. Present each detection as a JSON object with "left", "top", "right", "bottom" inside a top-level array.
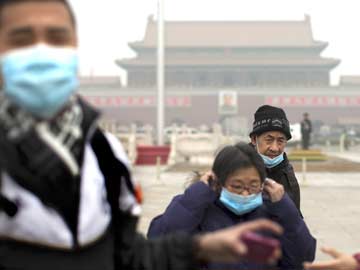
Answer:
[{"left": 240, "top": 231, "right": 280, "bottom": 264}]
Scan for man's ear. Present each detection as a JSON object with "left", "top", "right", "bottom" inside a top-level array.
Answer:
[{"left": 250, "top": 135, "right": 257, "bottom": 146}]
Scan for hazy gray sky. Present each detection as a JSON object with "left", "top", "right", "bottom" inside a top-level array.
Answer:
[{"left": 68, "top": 0, "right": 360, "bottom": 84}]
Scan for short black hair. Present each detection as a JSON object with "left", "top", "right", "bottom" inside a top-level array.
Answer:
[
  {"left": 0, "top": 0, "right": 76, "bottom": 28},
  {"left": 212, "top": 142, "right": 266, "bottom": 186}
]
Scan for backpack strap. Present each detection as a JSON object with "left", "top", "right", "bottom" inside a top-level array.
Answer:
[
  {"left": 0, "top": 171, "right": 18, "bottom": 217},
  {"left": 90, "top": 128, "right": 135, "bottom": 215},
  {"left": 0, "top": 195, "right": 18, "bottom": 217}
]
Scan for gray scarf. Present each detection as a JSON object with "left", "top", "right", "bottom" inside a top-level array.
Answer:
[
  {"left": 0, "top": 95, "right": 96, "bottom": 212},
  {"left": 0, "top": 96, "right": 84, "bottom": 175}
]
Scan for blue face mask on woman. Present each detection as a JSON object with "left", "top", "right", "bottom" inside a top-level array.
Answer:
[
  {"left": 1, "top": 45, "right": 78, "bottom": 119},
  {"left": 258, "top": 152, "right": 284, "bottom": 168},
  {"left": 220, "top": 188, "right": 263, "bottom": 215}
]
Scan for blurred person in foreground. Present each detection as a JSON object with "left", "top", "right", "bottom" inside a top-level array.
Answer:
[
  {"left": 0, "top": 0, "right": 283, "bottom": 269},
  {"left": 148, "top": 142, "right": 316, "bottom": 270},
  {"left": 304, "top": 247, "right": 360, "bottom": 270},
  {"left": 250, "top": 105, "right": 302, "bottom": 212}
]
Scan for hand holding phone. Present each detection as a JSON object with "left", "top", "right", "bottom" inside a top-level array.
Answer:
[{"left": 240, "top": 231, "right": 281, "bottom": 264}]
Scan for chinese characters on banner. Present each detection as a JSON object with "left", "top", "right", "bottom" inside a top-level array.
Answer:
[
  {"left": 266, "top": 96, "right": 360, "bottom": 107},
  {"left": 83, "top": 96, "right": 191, "bottom": 107}
]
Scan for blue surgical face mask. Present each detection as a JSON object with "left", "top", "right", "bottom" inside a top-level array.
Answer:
[
  {"left": 1, "top": 45, "right": 79, "bottom": 119},
  {"left": 255, "top": 138, "right": 284, "bottom": 168},
  {"left": 259, "top": 152, "right": 284, "bottom": 168},
  {"left": 220, "top": 188, "right": 263, "bottom": 215}
]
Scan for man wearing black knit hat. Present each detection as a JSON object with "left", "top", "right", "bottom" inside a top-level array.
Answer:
[{"left": 250, "top": 105, "right": 301, "bottom": 212}]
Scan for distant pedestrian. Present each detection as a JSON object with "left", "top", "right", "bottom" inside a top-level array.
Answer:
[{"left": 301, "top": 113, "right": 312, "bottom": 150}]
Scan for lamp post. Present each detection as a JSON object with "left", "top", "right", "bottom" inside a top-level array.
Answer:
[{"left": 157, "top": 0, "right": 165, "bottom": 145}]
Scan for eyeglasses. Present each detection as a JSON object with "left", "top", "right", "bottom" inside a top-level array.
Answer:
[{"left": 230, "top": 184, "right": 262, "bottom": 194}]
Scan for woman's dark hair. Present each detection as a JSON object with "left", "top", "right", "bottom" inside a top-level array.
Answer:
[
  {"left": 212, "top": 142, "right": 266, "bottom": 186},
  {"left": 188, "top": 142, "right": 266, "bottom": 192}
]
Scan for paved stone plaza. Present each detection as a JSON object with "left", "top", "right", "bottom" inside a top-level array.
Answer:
[{"left": 133, "top": 152, "right": 360, "bottom": 261}]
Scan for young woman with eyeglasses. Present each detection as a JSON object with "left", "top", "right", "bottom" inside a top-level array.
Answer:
[{"left": 147, "top": 142, "right": 316, "bottom": 270}]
